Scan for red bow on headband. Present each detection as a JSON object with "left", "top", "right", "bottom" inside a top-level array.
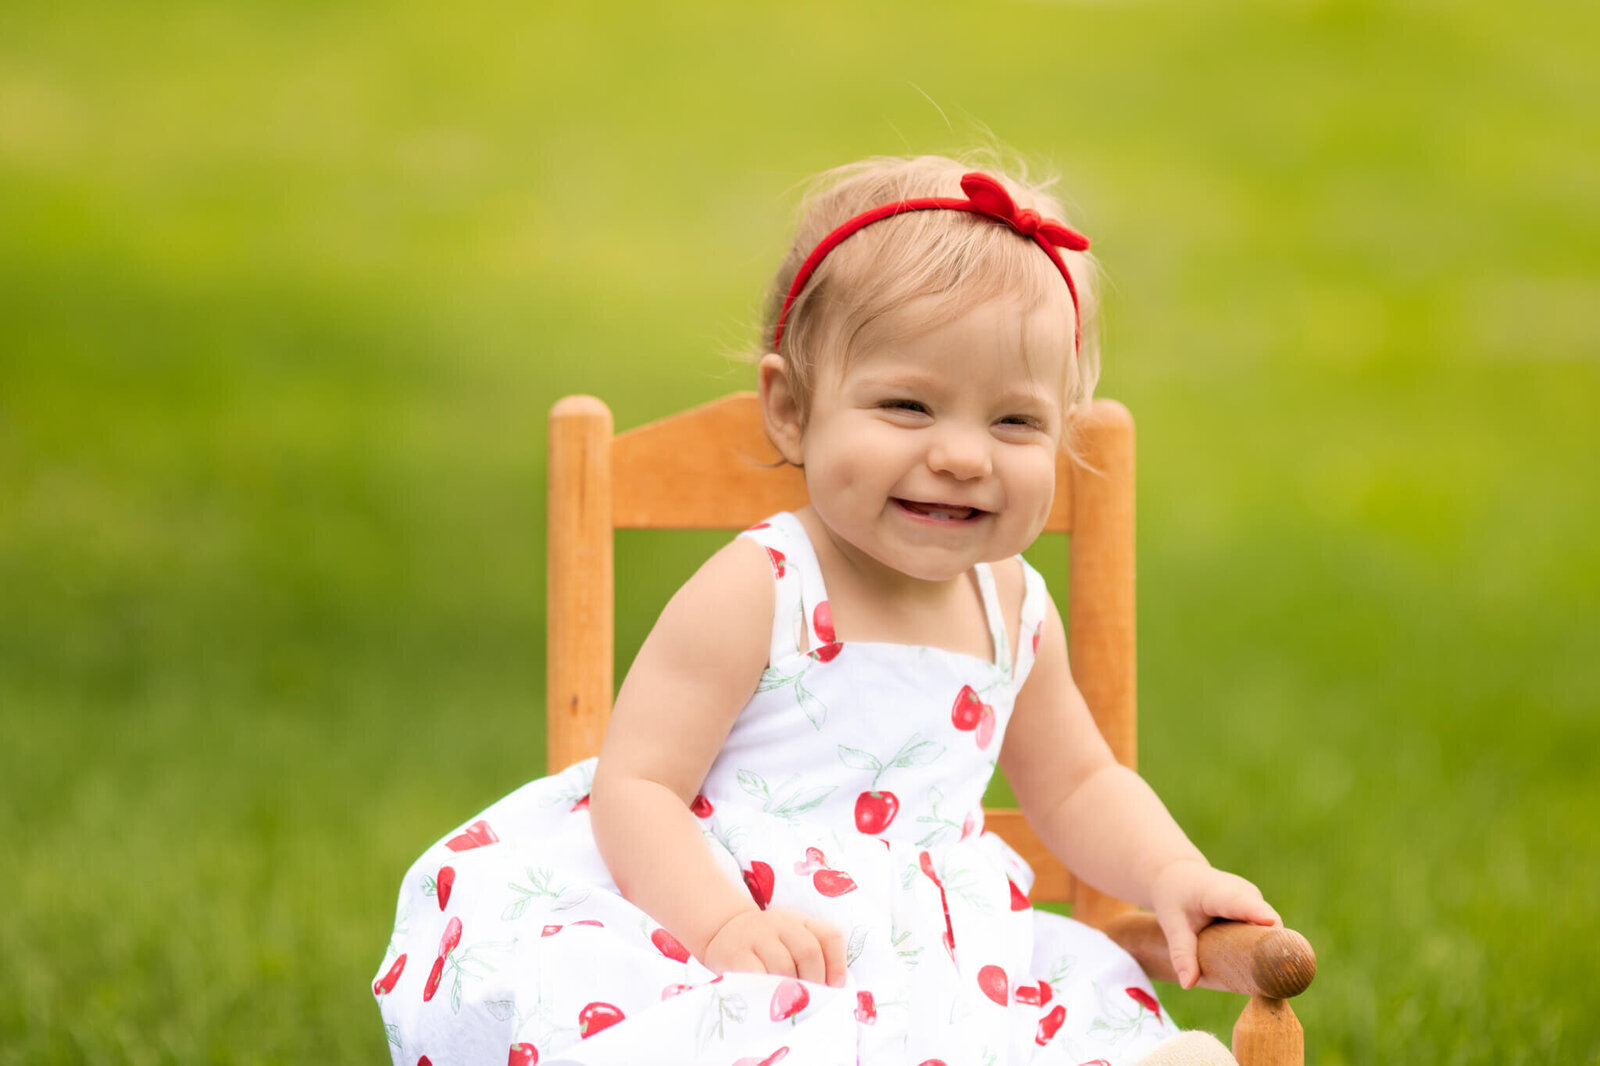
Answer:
[
  {"left": 772, "top": 171, "right": 1091, "bottom": 351},
  {"left": 958, "top": 172, "right": 1090, "bottom": 252}
]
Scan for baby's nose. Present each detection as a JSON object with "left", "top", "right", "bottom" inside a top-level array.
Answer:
[{"left": 927, "top": 425, "right": 993, "bottom": 480}]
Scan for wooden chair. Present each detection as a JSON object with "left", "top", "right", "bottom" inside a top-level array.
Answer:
[{"left": 546, "top": 392, "right": 1316, "bottom": 1065}]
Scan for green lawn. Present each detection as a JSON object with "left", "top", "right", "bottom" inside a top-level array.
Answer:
[{"left": 3, "top": 0, "right": 1597, "bottom": 1062}]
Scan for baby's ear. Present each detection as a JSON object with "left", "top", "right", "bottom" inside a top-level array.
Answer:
[{"left": 757, "top": 354, "right": 805, "bottom": 466}]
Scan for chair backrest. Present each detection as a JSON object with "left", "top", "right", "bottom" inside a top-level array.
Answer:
[{"left": 546, "top": 392, "right": 1137, "bottom": 926}]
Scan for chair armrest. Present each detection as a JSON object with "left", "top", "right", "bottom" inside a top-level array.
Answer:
[{"left": 1101, "top": 912, "right": 1316, "bottom": 999}]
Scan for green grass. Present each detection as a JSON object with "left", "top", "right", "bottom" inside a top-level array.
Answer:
[{"left": 3, "top": 0, "right": 1598, "bottom": 1062}]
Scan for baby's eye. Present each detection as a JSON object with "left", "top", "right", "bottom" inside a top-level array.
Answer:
[
  {"left": 997, "top": 414, "right": 1044, "bottom": 430},
  {"left": 882, "top": 399, "right": 930, "bottom": 414}
]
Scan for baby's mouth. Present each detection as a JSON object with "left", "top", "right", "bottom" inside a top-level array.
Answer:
[{"left": 895, "top": 499, "right": 985, "bottom": 522}]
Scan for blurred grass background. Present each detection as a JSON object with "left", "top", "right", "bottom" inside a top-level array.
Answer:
[{"left": 3, "top": 0, "right": 1597, "bottom": 1062}]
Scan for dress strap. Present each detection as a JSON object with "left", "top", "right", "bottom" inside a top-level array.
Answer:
[
  {"left": 972, "top": 562, "right": 1011, "bottom": 671},
  {"left": 973, "top": 557, "right": 1053, "bottom": 679},
  {"left": 736, "top": 512, "right": 832, "bottom": 665},
  {"left": 1013, "top": 557, "right": 1050, "bottom": 682}
]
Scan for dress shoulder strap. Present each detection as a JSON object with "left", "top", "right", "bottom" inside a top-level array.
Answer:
[
  {"left": 736, "top": 512, "right": 831, "bottom": 666},
  {"left": 1013, "top": 556, "right": 1051, "bottom": 683},
  {"left": 972, "top": 557, "right": 1053, "bottom": 681},
  {"left": 972, "top": 562, "right": 1011, "bottom": 671}
]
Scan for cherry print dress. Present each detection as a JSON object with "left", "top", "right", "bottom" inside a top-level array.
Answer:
[{"left": 373, "top": 512, "right": 1180, "bottom": 1065}]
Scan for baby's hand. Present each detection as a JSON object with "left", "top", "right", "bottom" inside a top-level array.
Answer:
[
  {"left": 702, "top": 908, "right": 848, "bottom": 988},
  {"left": 1150, "top": 858, "right": 1280, "bottom": 990}
]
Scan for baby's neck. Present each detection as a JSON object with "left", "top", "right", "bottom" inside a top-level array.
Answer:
[{"left": 797, "top": 508, "right": 997, "bottom": 658}]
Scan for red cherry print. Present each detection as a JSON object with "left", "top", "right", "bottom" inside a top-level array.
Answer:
[
  {"left": 660, "top": 983, "right": 693, "bottom": 999},
  {"left": 541, "top": 924, "right": 562, "bottom": 937},
  {"left": 509, "top": 1042, "right": 539, "bottom": 1066},
  {"left": 733, "top": 1050, "right": 790, "bottom": 1066},
  {"left": 1125, "top": 986, "right": 1162, "bottom": 1020},
  {"left": 950, "top": 685, "right": 985, "bottom": 730},
  {"left": 915, "top": 1061, "right": 949, "bottom": 1066},
  {"left": 1035, "top": 1004, "right": 1067, "bottom": 1046},
  {"left": 571, "top": 793, "right": 591, "bottom": 811},
  {"left": 651, "top": 928, "right": 691, "bottom": 962},
  {"left": 977, "top": 964, "right": 1009, "bottom": 1006},
  {"left": 1038, "top": 979, "right": 1052, "bottom": 1005},
  {"left": 436, "top": 866, "right": 456, "bottom": 910},
  {"left": 1031, "top": 623, "right": 1042, "bottom": 655},
  {"left": 1008, "top": 878, "right": 1029, "bottom": 911},
  {"left": 438, "top": 916, "right": 463, "bottom": 958},
  {"left": 445, "top": 819, "right": 499, "bottom": 852},
  {"left": 765, "top": 547, "right": 788, "bottom": 578},
  {"left": 743, "top": 861, "right": 775, "bottom": 909},
  {"left": 769, "top": 978, "right": 810, "bottom": 1021},
  {"left": 573, "top": 919, "right": 604, "bottom": 928},
  {"left": 373, "top": 953, "right": 407, "bottom": 996},
  {"left": 975, "top": 708, "right": 996, "bottom": 750},
  {"left": 813, "top": 601, "right": 836, "bottom": 642},
  {"left": 960, "top": 811, "right": 979, "bottom": 840},
  {"left": 419, "top": 1058, "right": 432, "bottom": 1066},
  {"left": 423, "top": 956, "right": 445, "bottom": 1002},
  {"left": 813, "top": 869, "right": 858, "bottom": 897},
  {"left": 690, "top": 794, "right": 714, "bottom": 818},
  {"left": 794, "top": 846, "right": 827, "bottom": 874},
  {"left": 577, "top": 1001, "right": 625, "bottom": 1038},
  {"left": 1015, "top": 983, "right": 1041, "bottom": 1006},
  {"left": 854, "top": 790, "right": 899, "bottom": 833},
  {"left": 746, "top": 521, "right": 772, "bottom": 530},
  {"left": 854, "top": 990, "right": 877, "bottom": 1024},
  {"left": 918, "top": 850, "right": 957, "bottom": 957},
  {"left": 809, "top": 602, "right": 841, "bottom": 660}
]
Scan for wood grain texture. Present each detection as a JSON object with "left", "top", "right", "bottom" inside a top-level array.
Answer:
[
  {"left": 547, "top": 396, "right": 615, "bottom": 771},
  {"left": 1232, "top": 996, "right": 1305, "bottom": 1066},
  {"left": 1062, "top": 400, "right": 1138, "bottom": 927},
  {"left": 611, "top": 393, "right": 807, "bottom": 529},
  {"left": 1065, "top": 399, "right": 1137, "bottom": 767}
]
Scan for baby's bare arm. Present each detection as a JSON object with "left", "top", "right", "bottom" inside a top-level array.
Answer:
[
  {"left": 591, "top": 537, "right": 844, "bottom": 982},
  {"left": 1000, "top": 597, "right": 1277, "bottom": 988}
]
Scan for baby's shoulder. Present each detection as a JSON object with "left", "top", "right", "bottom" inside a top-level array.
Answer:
[
  {"left": 669, "top": 535, "right": 775, "bottom": 615},
  {"left": 643, "top": 535, "right": 776, "bottom": 677}
]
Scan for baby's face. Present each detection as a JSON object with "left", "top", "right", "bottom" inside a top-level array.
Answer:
[{"left": 797, "top": 298, "right": 1069, "bottom": 585}]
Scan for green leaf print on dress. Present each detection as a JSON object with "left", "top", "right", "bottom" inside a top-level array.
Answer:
[
  {"left": 502, "top": 866, "right": 590, "bottom": 921},
  {"left": 755, "top": 659, "right": 830, "bottom": 729},
  {"left": 735, "top": 768, "right": 836, "bottom": 822}
]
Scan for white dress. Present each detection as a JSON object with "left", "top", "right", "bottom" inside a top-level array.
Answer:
[{"left": 373, "top": 512, "right": 1179, "bottom": 1065}]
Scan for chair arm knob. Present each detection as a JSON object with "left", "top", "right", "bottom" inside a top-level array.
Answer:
[{"left": 1102, "top": 912, "right": 1317, "bottom": 999}]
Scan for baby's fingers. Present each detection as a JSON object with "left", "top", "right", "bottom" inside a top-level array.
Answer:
[
  {"left": 751, "top": 935, "right": 799, "bottom": 979},
  {"left": 779, "top": 924, "right": 828, "bottom": 986},
  {"left": 1202, "top": 877, "right": 1281, "bottom": 928},
  {"left": 1159, "top": 914, "right": 1201, "bottom": 990},
  {"left": 804, "top": 916, "right": 848, "bottom": 988}
]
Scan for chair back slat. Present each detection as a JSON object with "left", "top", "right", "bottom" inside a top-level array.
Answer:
[{"left": 612, "top": 394, "right": 808, "bottom": 529}]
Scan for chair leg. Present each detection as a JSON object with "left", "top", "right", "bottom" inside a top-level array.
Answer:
[{"left": 1232, "top": 995, "right": 1303, "bottom": 1066}]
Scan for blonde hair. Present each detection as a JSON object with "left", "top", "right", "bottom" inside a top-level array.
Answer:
[{"left": 759, "top": 155, "right": 1101, "bottom": 430}]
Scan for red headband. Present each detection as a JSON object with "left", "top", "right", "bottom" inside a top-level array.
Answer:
[{"left": 772, "top": 171, "right": 1091, "bottom": 352}]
